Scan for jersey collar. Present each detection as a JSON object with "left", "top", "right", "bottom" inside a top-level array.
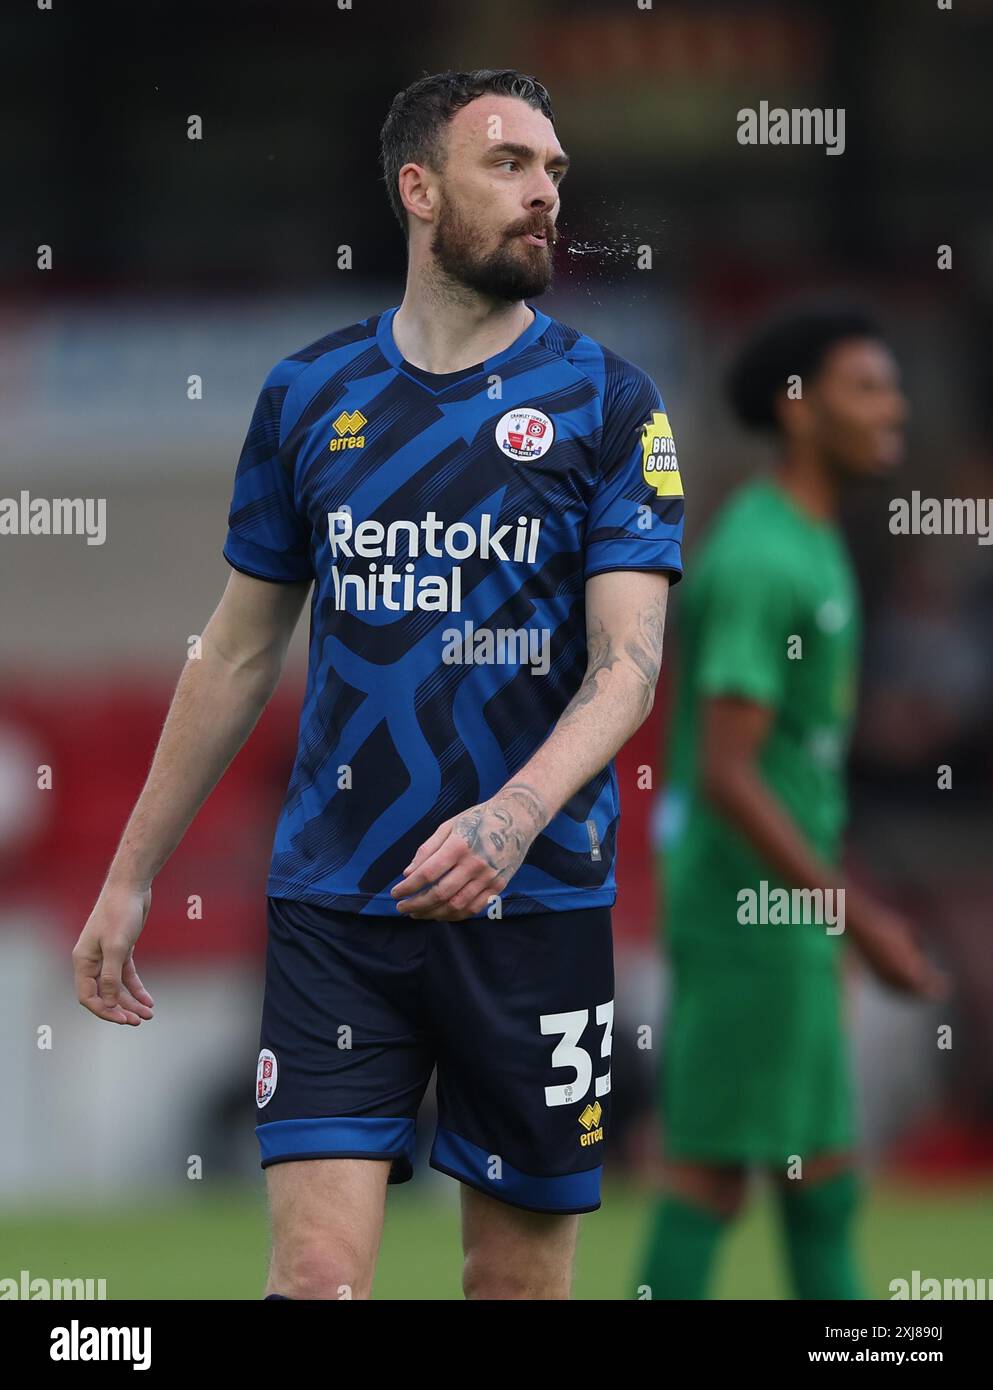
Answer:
[{"left": 376, "top": 303, "right": 550, "bottom": 392}]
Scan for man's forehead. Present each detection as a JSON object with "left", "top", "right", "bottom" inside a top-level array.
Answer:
[
  {"left": 447, "top": 94, "right": 562, "bottom": 155},
  {"left": 829, "top": 337, "right": 897, "bottom": 375}
]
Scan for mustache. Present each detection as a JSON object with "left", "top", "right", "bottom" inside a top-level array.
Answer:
[{"left": 505, "top": 215, "right": 558, "bottom": 244}]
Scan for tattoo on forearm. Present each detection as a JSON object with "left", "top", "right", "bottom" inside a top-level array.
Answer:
[
  {"left": 586, "top": 616, "right": 620, "bottom": 681},
  {"left": 561, "top": 595, "right": 667, "bottom": 728},
  {"left": 558, "top": 616, "right": 619, "bottom": 728},
  {"left": 625, "top": 592, "right": 667, "bottom": 719}
]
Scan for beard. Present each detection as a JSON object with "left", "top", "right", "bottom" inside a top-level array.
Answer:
[{"left": 431, "top": 196, "right": 555, "bottom": 302}]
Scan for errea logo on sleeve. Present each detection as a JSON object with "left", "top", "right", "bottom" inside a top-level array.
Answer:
[{"left": 640, "top": 411, "right": 682, "bottom": 497}]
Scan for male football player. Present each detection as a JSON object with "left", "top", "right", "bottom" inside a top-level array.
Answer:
[
  {"left": 641, "top": 308, "right": 946, "bottom": 1299},
  {"left": 73, "top": 69, "right": 684, "bottom": 1300}
]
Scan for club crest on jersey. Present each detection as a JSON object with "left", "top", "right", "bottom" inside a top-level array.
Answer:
[
  {"left": 494, "top": 407, "right": 555, "bottom": 462},
  {"left": 256, "top": 1048, "right": 277, "bottom": 1108},
  {"left": 330, "top": 409, "right": 367, "bottom": 451},
  {"left": 640, "top": 411, "right": 682, "bottom": 497}
]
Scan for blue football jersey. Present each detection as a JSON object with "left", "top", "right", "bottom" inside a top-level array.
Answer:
[{"left": 224, "top": 304, "right": 684, "bottom": 915}]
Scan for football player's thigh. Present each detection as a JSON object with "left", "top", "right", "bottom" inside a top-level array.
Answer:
[
  {"left": 258, "top": 901, "right": 433, "bottom": 1298},
  {"left": 265, "top": 1157, "right": 390, "bottom": 1300},
  {"left": 428, "top": 905, "right": 613, "bottom": 1288},
  {"left": 460, "top": 1184, "right": 580, "bottom": 1300}
]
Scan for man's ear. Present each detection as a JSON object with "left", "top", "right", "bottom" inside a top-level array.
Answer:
[
  {"left": 772, "top": 383, "right": 813, "bottom": 438},
  {"left": 397, "top": 163, "right": 436, "bottom": 228}
]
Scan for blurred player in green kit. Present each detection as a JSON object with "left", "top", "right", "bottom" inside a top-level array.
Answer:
[{"left": 640, "top": 309, "right": 948, "bottom": 1300}]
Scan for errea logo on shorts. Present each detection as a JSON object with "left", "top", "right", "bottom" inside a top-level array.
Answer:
[
  {"left": 257, "top": 1048, "right": 277, "bottom": 1108},
  {"left": 494, "top": 407, "right": 555, "bottom": 461},
  {"left": 578, "top": 1101, "right": 604, "bottom": 1147}
]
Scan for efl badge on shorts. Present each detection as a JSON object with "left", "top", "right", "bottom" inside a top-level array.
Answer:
[
  {"left": 640, "top": 411, "right": 682, "bottom": 497},
  {"left": 256, "top": 1048, "right": 277, "bottom": 1108},
  {"left": 495, "top": 407, "right": 555, "bottom": 462}
]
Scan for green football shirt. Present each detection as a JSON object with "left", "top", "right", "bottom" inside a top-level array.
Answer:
[{"left": 661, "top": 476, "right": 861, "bottom": 961}]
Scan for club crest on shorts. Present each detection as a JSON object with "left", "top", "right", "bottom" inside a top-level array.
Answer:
[
  {"left": 256, "top": 1048, "right": 277, "bottom": 1108},
  {"left": 494, "top": 407, "right": 555, "bottom": 462}
]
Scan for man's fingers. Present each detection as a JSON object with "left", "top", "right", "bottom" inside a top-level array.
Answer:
[
  {"left": 886, "top": 944, "right": 950, "bottom": 1002},
  {"left": 77, "top": 974, "right": 143, "bottom": 1026},
  {"left": 896, "top": 936, "right": 948, "bottom": 1000},
  {"left": 98, "top": 1003, "right": 143, "bottom": 1026},
  {"left": 393, "top": 837, "right": 468, "bottom": 901},
  {"left": 117, "top": 984, "right": 154, "bottom": 1020},
  {"left": 96, "top": 939, "right": 129, "bottom": 1004},
  {"left": 122, "top": 957, "right": 155, "bottom": 1009},
  {"left": 405, "top": 869, "right": 502, "bottom": 920},
  {"left": 401, "top": 821, "right": 452, "bottom": 877},
  {"left": 397, "top": 859, "right": 478, "bottom": 914},
  {"left": 917, "top": 962, "right": 951, "bottom": 1002}
]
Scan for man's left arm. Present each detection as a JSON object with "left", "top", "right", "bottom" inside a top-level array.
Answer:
[{"left": 391, "top": 569, "right": 671, "bottom": 920}]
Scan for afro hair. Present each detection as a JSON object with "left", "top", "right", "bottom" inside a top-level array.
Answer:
[{"left": 727, "top": 307, "right": 883, "bottom": 431}]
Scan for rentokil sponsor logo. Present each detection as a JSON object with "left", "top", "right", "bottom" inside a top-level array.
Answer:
[{"left": 326, "top": 509, "right": 542, "bottom": 613}]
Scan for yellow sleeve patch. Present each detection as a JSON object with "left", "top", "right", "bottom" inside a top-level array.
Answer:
[{"left": 640, "top": 411, "right": 683, "bottom": 497}]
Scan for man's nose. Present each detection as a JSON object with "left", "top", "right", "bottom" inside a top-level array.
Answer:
[{"left": 528, "top": 176, "right": 558, "bottom": 208}]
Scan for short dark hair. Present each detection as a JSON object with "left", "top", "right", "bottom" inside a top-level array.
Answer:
[
  {"left": 379, "top": 68, "right": 555, "bottom": 238},
  {"left": 727, "top": 307, "right": 883, "bottom": 431}
]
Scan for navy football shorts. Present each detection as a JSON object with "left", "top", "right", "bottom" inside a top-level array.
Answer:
[{"left": 255, "top": 897, "right": 614, "bottom": 1215}]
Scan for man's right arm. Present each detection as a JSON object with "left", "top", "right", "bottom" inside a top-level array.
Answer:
[
  {"left": 701, "top": 694, "right": 947, "bottom": 999},
  {"left": 72, "top": 569, "right": 310, "bottom": 1026}
]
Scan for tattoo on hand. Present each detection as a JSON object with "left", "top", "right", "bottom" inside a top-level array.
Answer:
[{"left": 454, "top": 783, "right": 548, "bottom": 881}]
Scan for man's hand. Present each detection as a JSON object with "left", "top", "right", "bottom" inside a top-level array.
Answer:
[
  {"left": 73, "top": 882, "right": 155, "bottom": 1025},
  {"left": 390, "top": 783, "right": 548, "bottom": 921},
  {"left": 847, "top": 897, "right": 949, "bottom": 1000}
]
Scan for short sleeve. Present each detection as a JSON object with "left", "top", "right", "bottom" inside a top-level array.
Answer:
[
  {"left": 696, "top": 553, "right": 799, "bottom": 709},
  {"left": 223, "top": 360, "right": 314, "bottom": 584},
  {"left": 584, "top": 366, "right": 684, "bottom": 583}
]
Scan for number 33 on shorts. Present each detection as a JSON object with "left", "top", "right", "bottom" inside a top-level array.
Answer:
[{"left": 541, "top": 1001, "right": 613, "bottom": 1109}]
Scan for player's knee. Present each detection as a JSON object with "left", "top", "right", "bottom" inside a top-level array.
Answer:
[
  {"left": 665, "top": 1164, "right": 748, "bottom": 1219},
  {"left": 270, "top": 1236, "right": 371, "bottom": 1300},
  {"left": 462, "top": 1251, "right": 570, "bottom": 1301},
  {"left": 778, "top": 1166, "right": 861, "bottom": 1230},
  {"left": 704, "top": 1180, "right": 747, "bottom": 1221}
]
